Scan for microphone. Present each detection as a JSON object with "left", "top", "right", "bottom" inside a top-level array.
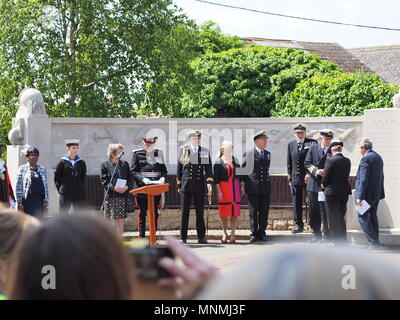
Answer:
[{"left": 117, "top": 151, "right": 124, "bottom": 160}]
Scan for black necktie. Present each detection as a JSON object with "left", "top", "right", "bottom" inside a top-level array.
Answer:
[{"left": 260, "top": 150, "right": 264, "bottom": 158}]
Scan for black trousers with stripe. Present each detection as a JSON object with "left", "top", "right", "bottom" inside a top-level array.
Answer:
[
  {"left": 180, "top": 191, "right": 206, "bottom": 241},
  {"left": 248, "top": 193, "right": 271, "bottom": 237}
]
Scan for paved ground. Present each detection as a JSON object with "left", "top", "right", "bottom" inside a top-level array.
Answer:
[{"left": 124, "top": 230, "right": 400, "bottom": 274}]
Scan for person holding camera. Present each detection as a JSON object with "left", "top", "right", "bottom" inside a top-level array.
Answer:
[{"left": 101, "top": 144, "right": 132, "bottom": 237}]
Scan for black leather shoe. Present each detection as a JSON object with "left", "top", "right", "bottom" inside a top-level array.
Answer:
[
  {"left": 250, "top": 236, "right": 258, "bottom": 243},
  {"left": 292, "top": 226, "right": 304, "bottom": 233},
  {"left": 308, "top": 235, "right": 322, "bottom": 243},
  {"left": 198, "top": 238, "right": 208, "bottom": 244},
  {"left": 181, "top": 239, "right": 187, "bottom": 244},
  {"left": 258, "top": 235, "right": 268, "bottom": 241}
]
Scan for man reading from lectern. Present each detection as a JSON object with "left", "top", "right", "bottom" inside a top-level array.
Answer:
[{"left": 130, "top": 136, "right": 167, "bottom": 238}]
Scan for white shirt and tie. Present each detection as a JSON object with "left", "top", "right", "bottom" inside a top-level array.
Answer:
[
  {"left": 255, "top": 146, "right": 266, "bottom": 158},
  {"left": 190, "top": 145, "right": 198, "bottom": 154}
]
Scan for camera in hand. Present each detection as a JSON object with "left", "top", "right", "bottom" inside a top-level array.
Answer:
[{"left": 127, "top": 240, "right": 174, "bottom": 280}]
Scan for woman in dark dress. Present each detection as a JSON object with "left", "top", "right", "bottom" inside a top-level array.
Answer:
[
  {"left": 213, "top": 140, "right": 241, "bottom": 243},
  {"left": 16, "top": 147, "right": 49, "bottom": 218},
  {"left": 0, "top": 142, "right": 16, "bottom": 208},
  {"left": 101, "top": 144, "right": 133, "bottom": 237}
]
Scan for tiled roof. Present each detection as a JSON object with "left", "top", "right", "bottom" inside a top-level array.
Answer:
[
  {"left": 242, "top": 37, "right": 372, "bottom": 73},
  {"left": 348, "top": 46, "right": 400, "bottom": 86}
]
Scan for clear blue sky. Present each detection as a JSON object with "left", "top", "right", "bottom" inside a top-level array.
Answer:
[{"left": 174, "top": 0, "right": 400, "bottom": 48}]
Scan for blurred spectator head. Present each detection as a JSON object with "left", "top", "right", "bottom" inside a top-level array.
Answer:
[
  {"left": 8, "top": 214, "right": 136, "bottom": 300},
  {"left": 196, "top": 246, "right": 400, "bottom": 300},
  {"left": 0, "top": 205, "right": 40, "bottom": 291}
]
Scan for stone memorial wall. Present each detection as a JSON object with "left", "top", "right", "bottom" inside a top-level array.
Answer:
[{"left": 6, "top": 88, "right": 400, "bottom": 244}]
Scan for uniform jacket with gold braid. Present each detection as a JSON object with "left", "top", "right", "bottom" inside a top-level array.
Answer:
[
  {"left": 241, "top": 148, "right": 272, "bottom": 195},
  {"left": 304, "top": 143, "right": 332, "bottom": 193},
  {"left": 176, "top": 144, "right": 213, "bottom": 193},
  {"left": 130, "top": 149, "right": 167, "bottom": 196},
  {"left": 287, "top": 138, "right": 318, "bottom": 186}
]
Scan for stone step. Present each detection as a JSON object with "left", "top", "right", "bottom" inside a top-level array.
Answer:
[{"left": 123, "top": 229, "right": 314, "bottom": 242}]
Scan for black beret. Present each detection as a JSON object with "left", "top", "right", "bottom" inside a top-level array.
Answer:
[{"left": 330, "top": 141, "right": 343, "bottom": 148}]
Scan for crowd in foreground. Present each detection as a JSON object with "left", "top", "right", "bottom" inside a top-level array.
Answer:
[{"left": 1, "top": 208, "right": 400, "bottom": 300}]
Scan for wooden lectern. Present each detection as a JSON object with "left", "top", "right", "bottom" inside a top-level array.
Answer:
[{"left": 130, "top": 183, "right": 169, "bottom": 246}]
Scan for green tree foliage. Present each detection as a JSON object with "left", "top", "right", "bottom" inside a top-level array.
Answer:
[
  {"left": 181, "top": 46, "right": 341, "bottom": 117},
  {"left": 272, "top": 72, "right": 398, "bottom": 117},
  {"left": 136, "top": 20, "right": 244, "bottom": 117},
  {"left": 0, "top": 0, "right": 198, "bottom": 144},
  {"left": 194, "top": 20, "right": 244, "bottom": 54}
]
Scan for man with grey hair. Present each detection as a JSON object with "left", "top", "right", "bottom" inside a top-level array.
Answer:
[{"left": 355, "top": 138, "right": 385, "bottom": 250}]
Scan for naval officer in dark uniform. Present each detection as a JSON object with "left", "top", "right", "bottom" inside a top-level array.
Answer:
[
  {"left": 321, "top": 141, "right": 351, "bottom": 246},
  {"left": 130, "top": 136, "right": 167, "bottom": 238},
  {"left": 240, "top": 130, "right": 272, "bottom": 242},
  {"left": 177, "top": 130, "right": 213, "bottom": 244},
  {"left": 304, "top": 129, "right": 334, "bottom": 242},
  {"left": 54, "top": 139, "right": 87, "bottom": 214},
  {"left": 287, "top": 124, "right": 317, "bottom": 233}
]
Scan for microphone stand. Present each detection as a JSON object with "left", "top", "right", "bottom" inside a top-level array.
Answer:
[{"left": 101, "top": 157, "right": 121, "bottom": 212}]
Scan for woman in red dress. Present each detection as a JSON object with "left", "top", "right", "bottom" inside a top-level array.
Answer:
[{"left": 213, "top": 141, "right": 241, "bottom": 243}]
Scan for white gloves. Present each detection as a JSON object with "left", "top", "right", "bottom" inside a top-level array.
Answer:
[
  {"left": 142, "top": 178, "right": 152, "bottom": 185},
  {"left": 143, "top": 177, "right": 165, "bottom": 185}
]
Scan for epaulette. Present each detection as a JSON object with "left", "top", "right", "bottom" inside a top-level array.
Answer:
[{"left": 132, "top": 148, "right": 143, "bottom": 153}]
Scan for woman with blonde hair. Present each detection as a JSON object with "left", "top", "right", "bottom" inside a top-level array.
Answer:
[
  {"left": 213, "top": 140, "right": 241, "bottom": 243},
  {"left": 0, "top": 205, "right": 40, "bottom": 299},
  {"left": 100, "top": 144, "right": 133, "bottom": 237}
]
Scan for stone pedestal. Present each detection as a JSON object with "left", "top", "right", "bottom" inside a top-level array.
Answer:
[
  {"left": 7, "top": 115, "right": 58, "bottom": 213},
  {"left": 347, "top": 108, "right": 400, "bottom": 246}
]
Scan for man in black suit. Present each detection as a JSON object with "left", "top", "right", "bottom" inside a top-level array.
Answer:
[
  {"left": 355, "top": 138, "right": 385, "bottom": 250},
  {"left": 177, "top": 130, "right": 213, "bottom": 244},
  {"left": 240, "top": 130, "right": 271, "bottom": 242},
  {"left": 287, "top": 124, "right": 317, "bottom": 233},
  {"left": 321, "top": 141, "right": 351, "bottom": 246},
  {"left": 304, "top": 129, "right": 334, "bottom": 242}
]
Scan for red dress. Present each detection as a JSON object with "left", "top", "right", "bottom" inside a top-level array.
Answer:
[{"left": 218, "top": 163, "right": 241, "bottom": 218}]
